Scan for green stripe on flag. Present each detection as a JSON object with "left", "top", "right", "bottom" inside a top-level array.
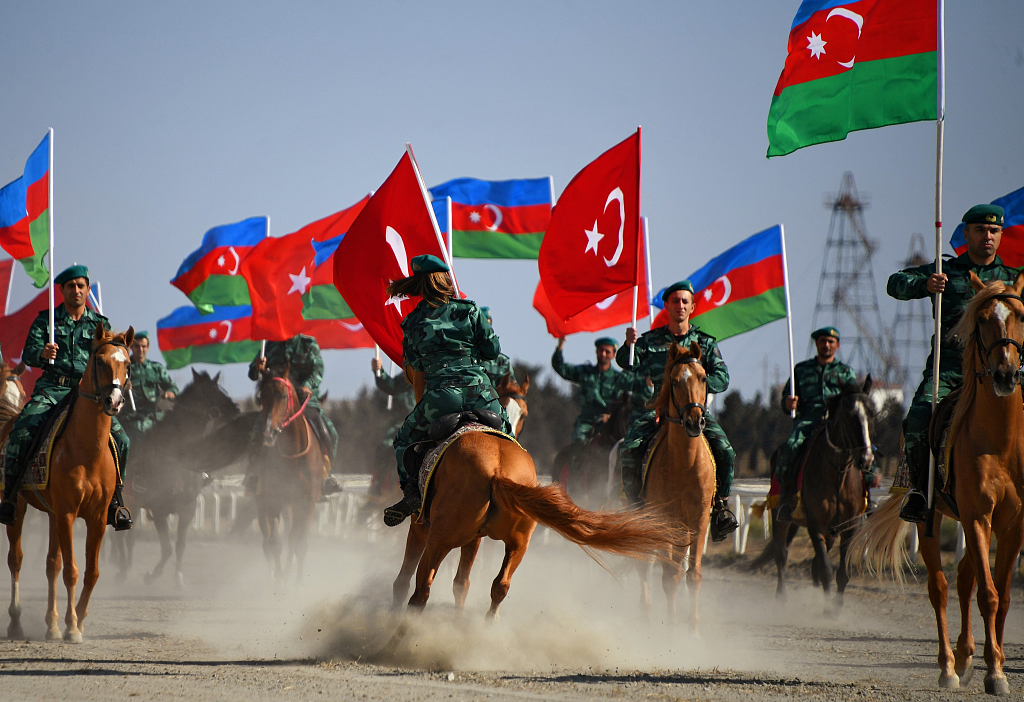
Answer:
[
  {"left": 301, "top": 284, "right": 354, "bottom": 320},
  {"left": 690, "top": 288, "right": 787, "bottom": 341},
  {"left": 188, "top": 275, "right": 251, "bottom": 309},
  {"left": 767, "top": 52, "right": 937, "bottom": 157},
  {"left": 24, "top": 210, "right": 50, "bottom": 288},
  {"left": 452, "top": 231, "right": 543, "bottom": 259},
  {"left": 161, "top": 340, "right": 261, "bottom": 370}
]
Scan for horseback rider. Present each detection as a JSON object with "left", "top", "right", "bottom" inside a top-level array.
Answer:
[
  {"left": 120, "top": 331, "right": 178, "bottom": 442},
  {"left": 246, "top": 334, "right": 341, "bottom": 496},
  {"left": 889, "top": 203, "right": 1017, "bottom": 523},
  {"left": 775, "top": 327, "right": 879, "bottom": 521},
  {"left": 618, "top": 280, "right": 739, "bottom": 541},
  {"left": 478, "top": 307, "right": 515, "bottom": 387},
  {"left": 0, "top": 265, "right": 132, "bottom": 530},
  {"left": 383, "top": 255, "right": 512, "bottom": 527},
  {"left": 552, "top": 336, "right": 629, "bottom": 473}
]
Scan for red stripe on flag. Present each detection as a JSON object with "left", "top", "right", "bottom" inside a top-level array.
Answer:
[
  {"left": 0, "top": 219, "right": 33, "bottom": 259},
  {"left": 690, "top": 254, "right": 784, "bottom": 318},
  {"left": 172, "top": 245, "right": 255, "bottom": 295},
  {"left": 157, "top": 315, "right": 252, "bottom": 350},
  {"left": 451, "top": 202, "right": 550, "bottom": 235},
  {"left": 25, "top": 172, "right": 48, "bottom": 221}
]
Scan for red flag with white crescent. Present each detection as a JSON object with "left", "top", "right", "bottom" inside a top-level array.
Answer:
[{"left": 538, "top": 130, "right": 642, "bottom": 319}]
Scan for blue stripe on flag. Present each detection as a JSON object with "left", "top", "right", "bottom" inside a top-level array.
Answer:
[
  {"left": 431, "top": 199, "right": 448, "bottom": 233},
  {"left": 428, "top": 177, "right": 552, "bottom": 207},
  {"left": 158, "top": 304, "right": 252, "bottom": 329},
  {"left": 312, "top": 235, "right": 343, "bottom": 268},
  {"left": 23, "top": 133, "right": 49, "bottom": 186},
  {"left": 173, "top": 216, "right": 268, "bottom": 279},
  {"left": 791, "top": 0, "right": 865, "bottom": 29},
  {"left": 0, "top": 177, "right": 27, "bottom": 229}
]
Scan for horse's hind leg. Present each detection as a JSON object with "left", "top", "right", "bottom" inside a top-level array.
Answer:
[
  {"left": 954, "top": 552, "right": 977, "bottom": 685},
  {"left": 833, "top": 528, "right": 852, "bottom": 615},
  {"left": 918, "top": 519, "right": 958, "bottom": 688},
  {"left": 43, "top": 515, "right": 61, "bottom": 640},
  {"left": 635, "top": 559, "right": 653, "bottom": 621},
  {"left": 662, "top": 544, "right": 685, "bottom": 627},
  {"left": 409, "top": 540, "right": 455, "bottom": 612},
  {"left": 74, "top": 518, "right": 106, "bottom": 637},
  {"left": 174, "top": 506, "right": 191, "bottom": 589},
  {"left": 980, "top": 521, "right": 1022, "bottom": 696},
  {"left": 145, "top": 512, "right": 172, "bottom": 584},
  {"left": 486, "top": 524, "right": 533, "bottom": 621},
  {"left": 393, "top": 522, "right": 428, "bottom": 609},
  {"left": 6, "top": 500, "right": 27, "bottom": 640},
  {"left": 453, "top": 537, "right": 481, "bottom": 610},
  {"left": 54, "top": 513, "right": 81, "bottom": 643}
]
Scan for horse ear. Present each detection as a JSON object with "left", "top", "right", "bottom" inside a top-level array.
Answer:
[
  {"left": 124, "top": 326, "right": 135, "bottom": 348},
  {"left": 862, "top": 374, "right": 873, "bottom": 394},
  {"left": 668, "top": 342, "right": 681, "bottom": 361},
  {"left": 94, "top": 323, "right": 105, "bottom": 340},
  {"left": 690, "top": 341, "right": 701, "bottom": 359},
  {"left": 521, "top": 374, "right": 530, "bottom": 394},
  {"left": 13, "top": 361, "right": 25, "bottom": 376},
  {"left": 192, "top": 368, "right": 200, "bottom": 381},
  {"left": 969, "top": 270, "right": 986, "bottom": 293},
  {"left": 499, "top": 372, "right": 510, "bottom": 388},
  {"left": 1014, "top": 271, "right": 1024, "bottom": 295},
  {"left": 213, "top": 372, "right": 221, "bottom": 384}
]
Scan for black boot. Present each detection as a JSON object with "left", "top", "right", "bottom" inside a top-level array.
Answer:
[
  {"left": 0, "top": 499, "right": 16, "bottom": 526},
  {"left": 710, "top": 497, "right": 738, "bottom": 542},
  {"left": 899, "top": 490, "right": 929, "bottom": 524},
  {"left": 383, "top": 483, "right": 421, "bottom": 527},
  {"left": 320, "top": 475, "right": 343, "bottom": 500},
  {"left": 107, "top": 486, "right": 133, "bottom": 531}
]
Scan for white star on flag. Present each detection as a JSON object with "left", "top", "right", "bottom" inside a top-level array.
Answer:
[
  {"left": 807, "top": 31, "right": 826, "bottom": 59},
  {"left": 288, "top": 267, "right": 312, "bottom": 295},
  {"left": 584, "top": 221, "right": 604, "bottom": 255},
  {"left": 208, "top": 328, "right": 218, "bottom": 339},
  {"left": 704, "top": 288, "right": 713, "bottom": 301},
  {"left": 217, "top": 255, "right": 226, "bottom": 267},
  {"left": 469, "top": 211, "right": 482, "bottom": 223}
]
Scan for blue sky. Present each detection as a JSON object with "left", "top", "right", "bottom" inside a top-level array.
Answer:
[{"left": 2, "top": 1, "right": 1022, "bottom": 401}]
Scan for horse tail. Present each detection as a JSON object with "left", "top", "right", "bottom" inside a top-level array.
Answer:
[
  {"left": 490, "top": 477, "right": 680, "bottom": 561},
  {"left": 847, "top": 495, "right": 911, "bottom": 585}
]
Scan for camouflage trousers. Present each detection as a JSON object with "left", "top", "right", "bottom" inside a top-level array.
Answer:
[
  {"left": 619, "top": 409, "right": 735, "bottom": 502},
  {"left": 566, "top": 416, "right": 601, "bottom": 473},
  {"left": 393, "top": 381, "right": 510, "bottom": 494},
  {"left": 776, "top": 416, "right": 879, "bottom": 492},
  {"left": 121, "top": 409, "right": 159, "bottom": 443},
  {"left": 3, "top": 380, "right": 130, "bottom": 495},
  {"left": 902, "top": 365, "right": 960, "bottom": 492}
]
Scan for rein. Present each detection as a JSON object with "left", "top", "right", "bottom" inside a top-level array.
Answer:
[
  {"left": 663, "top": 357, "right": 707, "bottom": 428},
  {"left": 79, "top": 340, "right": 131, "bottom": 405},
  {"left": 972, "top": 292, "right": 1024, "bottom": 383},
  {"left": 272, "top": 376, "right": 310, "bottom": 428}
]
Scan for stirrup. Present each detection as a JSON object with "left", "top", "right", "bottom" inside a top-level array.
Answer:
[
  {"left": 108, "top": 505, "right": 133, "bottom": 531},
  {"left": 898, "top": 490, "right": 929, "bottom": 524},
  {"left": 383, "top": 494, "right": 420, "bottom": 527},
  {"left": 710, "top": 500, "right": 738, "bottom": 542}
]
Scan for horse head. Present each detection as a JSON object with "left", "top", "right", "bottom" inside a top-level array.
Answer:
[
  {"left": 953, "top": 271, "right": 1024, "bottom": 397},
  {"left": 656, "top": 341, "right": 707, "bottom": 438},
  {"left": 84, "top": 325, "right": 134, "bottom": 416},
  {"left": 496, "top": 373, "right": 529, "bottom": 437},
  {"left": 824, "top": 375, "right": 875, "bottom": 470},
  {"left": 176, "top": 369, "right": 240, "bottom": 428},
  {"left": 256, "top": 362, "right": 301, "bottom": 447},
  {"left": 0, "top": 359, "right": 26, "bottom": 410}
]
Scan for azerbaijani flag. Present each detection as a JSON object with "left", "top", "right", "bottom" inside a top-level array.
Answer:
[
  {"left": 653, "top": 226, "right": 787, "bottom": 340},
  {"left": 427, "top": 177, "right": 552, "bottom": 259},
  {"left": 767, "top": 0, "right": 937, "bottom": 157},
  {"left": 950, "top": 186, "right": 1024, "bottom": 267},
  {"left": 0, "top": 133, "right": 51, "bottom": 287},
  {"left": 171, "top": 217, "right": 267, "bottom": 312},
  {"left": 156, "top": 304, "right": 260, "bottom": 370}
]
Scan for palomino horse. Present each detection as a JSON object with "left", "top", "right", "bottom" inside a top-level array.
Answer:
[
  {"left": 749, "top": 378, "right": 875, "bottom": 613},
  {"left": 390, "top": 367, "right": 677, "bottom": 622},
  {"left": 636, "top": 341, "right": 715, "bottom": 633},
  {"left": 253, "top": 364, "right": 327, "bottom": 582},
  {"left": 6, "top": 326, "right": 134, "bottom": 642},
  {"left": 853, "top": 272, "right": 1024, "bottom": 696}
]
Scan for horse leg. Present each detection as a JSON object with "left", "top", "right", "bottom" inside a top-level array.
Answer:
[
  {"left": 770, "top": 512, "right": 789, "bottom": 600},
  {"left": 808, "top": 529, "right": 834, "bottom": 612},
  {"left": 6, "top": 501, "right": 27, "bottom": 640},
  {"left": 289, "top": 505, "right": 312, "bottom": 584},
  {"left": 989, "top": 524, "right": 1023, "bottom": 696},
  {"left": 74, "top": 517, "right": 106, "bottom": 637},
  {"left": 174, "top": 505, "right": 191, "bottom": 589},
  {"left": 453, "top": 537, "right": 481, "bottom": 610},
  {"left": 408, "top": 540, "right": 453, "bottom": 612},
  {"left": 661, "top": 544, "right": 684, "bottom": 627},
  {"left": 145, "top": 512, "right": 172, "bottom": 584},
  {"left": 258, "top": 508, "right": 283, "bottom": 582},
  {"left": 833, "top": 528, "right": 852, "bottom": 615},
  {"left": 961, "top": 517, "right": 1010, "bottom": 696},
  {"left": 393, "top": 521, "right": 428, "bottom": 609},
  {"left": 486, "top": 527, "right": 532, "bottom": 621},
  {"left": 55, "top": 514, "right": 81, "bottom": 643},
  {"left": 686, "top": 527, "right": 707, "bottom": 637},
  {"left": 635, "top": 559, "right": 652, "bottom": 621},
  {"left": 43, "top": 515, "right": 62, "bottom": 640},
  {"left": 918, "top": 519, "right": 958, "bottom": 688},
  {"left": 954, "top": 552, "right": 977, "bottom": 685}
]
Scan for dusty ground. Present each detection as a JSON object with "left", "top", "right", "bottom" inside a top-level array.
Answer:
[{"left": 0, "top": 507, "right": 1021, "bottom": 701}]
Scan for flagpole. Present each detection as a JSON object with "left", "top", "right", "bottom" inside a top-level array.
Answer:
[
  {"left": 47, "top": 128, "right": 54, "bottom": 366},
  {"left": 780, "top": 224, "right": 796, "bottom": 419},
  {"left": 405, "top": 143, "right": 460, "bottom": 298},
  {"left": 926, "top": 0, "right": 946, "bottom": 519},
  {"left": 4, "top": 259, "right": 14, "bottom": 316},
  {"left": 643, "top": 217, "right": 654, "bottom": 327},
  {"left": 628, "top": 126, "right": 642, "bottom": 366},
  {"left": 446, "top": 196, "right": 453, "bottom": 260},
  {"left": 259, "top": 215, "right": 270, "bottom": 361},
  {"left": 387, "top": 357, "right": 395, "bottom": 411}
]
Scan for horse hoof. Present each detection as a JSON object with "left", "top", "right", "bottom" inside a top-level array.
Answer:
[
  {"left": 956, "top": 658, "right": 974, "bottom": 686},
  {"left": 45, "top": 629, "right": 61, "bottom": 641},
  {"left": 175, "top": 572, "right": 185, "bottom": 590},
  {"left": 938, "top": 672, "right": 960, "bottom": 689},
  {"left": 7, "top": 624, "right": 24, "bottom": 640},
  {"left": 983, "top": 674, "right": 1009, "bottom": 696},
  {"left": 63, "top": 630, "right": 83, "bottom": 644},
  {"left": 143, "top": 572, "right": 156, "bottom": 586}
]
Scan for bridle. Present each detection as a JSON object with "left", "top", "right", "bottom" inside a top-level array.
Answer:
[
  {"left": 821, "top": 394, "right": 874, "bottom": 477},
  {"left": 79, "top": 339, "right": 131, "bottom": 406},
  {"left": 662, "top": 356, "right": 707, "bottom": 432},
  {"left": 972, "top": 292, "right": 1024, "bottom": 384},
  {"left": 267, "top": 376, "right": 309, "bottom": 429}
]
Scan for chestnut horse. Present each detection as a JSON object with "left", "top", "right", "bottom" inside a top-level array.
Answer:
[
  {"left": 6, "top": 326, "right": 134, "bottom": 642},
  {"left": 853, "top": 272, "right": 1024, "bottom": 696},
  {"left": 253, "top": 364, "right": 327, "bottom": 582},
  {"left": 390, "top": 368, "right": 677, "bottom": 623},
  {"left": 0, "top": 360, "right": 27, "bottom": 439},
  {"left": 635, "top": 341, "right": 716, "bottom": 633}
]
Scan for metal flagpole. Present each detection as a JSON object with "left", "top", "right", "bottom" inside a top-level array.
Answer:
[
  {"left": 259, "top": 216, "right": 270, "bottom": 361},
  {"left": 780, "top": 224, "right": 797, "bottom": 419},
  {"left": 47, "top": 128, "right": 55, "bottom": 365},
  {"left": 628, "top": 126, "right": 642, "bottom": 366},
  {"left": 643, "top": 217, "right": 655, "bottom": 326},
  {"left": 4, "top": 259, "right": 14, "bottom": 316},
  {"left": 446, "top": 196, "right": 453, "bottom": 261},
  {"left": 387, "top": 358, "right": 395, "bottom": 411},
  {"left": 926, "top": 0, "right": 946, "bottom": 522},
  {"left": 406, "top": 143, "right": 461, "bottom": 298}
]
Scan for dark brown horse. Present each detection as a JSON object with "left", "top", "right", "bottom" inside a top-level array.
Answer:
[
  {"left": 552, "top": 391, "right": 633, "bottom": 509},
  {"left": 750, "top": 378, "right": 875, "bottom": 613},
  {"left": 6, "top": 326, "right": 133, "bottom": 642}
]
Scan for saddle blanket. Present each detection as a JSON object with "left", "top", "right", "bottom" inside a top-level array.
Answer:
[
  {"left": 639, "top": 428, "right": 716, "bottom": 497},
  {"left": 416, "top": 422, "right": 520, "bottom": 521},
  {"left": 0, "top": 409, "right": 121, "bottom": 492}
]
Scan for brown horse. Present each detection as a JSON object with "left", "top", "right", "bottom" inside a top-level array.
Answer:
[
  {"left": 853, "top": 272, "right": 1024, "bottom": 696},
  {"left": 750, "top": 378, "right": 875, "bottom": 613},
  {"left": 0, "top": 360, "right": 27, "bottom": 439},
  {"left": 635, "top": 341, "right": 716, "bottom": 633},
  {"left": 253, "top": 364, "right": 327, "bottom": 582},
  {"left": 389, "top": 368, "right": 677, "bottom": 622},
  {"left": 6, "top": 326, "right": 133, "bottom": 642}
]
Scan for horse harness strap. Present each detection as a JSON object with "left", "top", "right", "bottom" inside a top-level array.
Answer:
[
  {"left": 79, "top": 340, "right": 132, "bottom": 404},
  {"left": 663, "top": 357, "right": 707, "bottom": 426},
  {"left": 973, "top": 292, "right": 1024, "bottom": 382}
]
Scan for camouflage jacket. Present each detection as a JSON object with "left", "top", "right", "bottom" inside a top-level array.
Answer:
[
  {"left": 781, "top": 357, "right": 857, "bottom": 422},
  {"left": 621, "top": 367, "right": 655, "bottom": 419},
  {"left": 616, "top": 324, "right": 729, "bottom": 399},
  {"left": 887, "top": 253, "right": 1020, "bottom": 370},
  {"left": 248, "top": 335, "right": 324, "bottom": 395},
  {"left": 374, "top": 368, "right": 417, "bottom": 414},
  {"left": 130, "top": 359, "right": 179, "bottom": 412},
  {"left": 23, "top": 305, "right": 111, "bottom": 380},
  {"left": 480, "top": 354, "right": 514, "bottom": 388},
  {"left": 552, "top": 348, "right": 628, "bottom": 421},
  {"left": 401, "top": 298, "right": 499, "bottom": 391}
]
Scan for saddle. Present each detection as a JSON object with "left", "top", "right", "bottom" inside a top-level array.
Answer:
[{"left": 928, "top": 386, "right": 962, "bottom": 518}]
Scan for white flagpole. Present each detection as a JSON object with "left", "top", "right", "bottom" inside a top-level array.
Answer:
[
  {"left": 259, "top": 215, "right": 270, "bottom": 361},
  {"left": 4, "top": 259, "right": 14, "bottom": 316},
  {"left": 628, "top": 126, "right": 642, "bottom": 366},
  {"left": 405, "top": 143, "right": 461, "bottom": 298},
  {"left": 643, "top": 217, "right": 655, "bottom": 327},
  {"left": 387, "top": 357, "right": 395, "bottom": 411},
  {"left": 446, "top": 196, "right": 453, "bottom": 261},
  {"left": 47, "top": 128, "right": 54, "bottom": 366},
  {"left": 927, "top": 0, "right": 946, "bottom": 514},
  {"left": 548, "top": 175, "right": 556, "bottom": 205},
  {"left": 780, "top": 224, "right": 796, "bottom": 419}
]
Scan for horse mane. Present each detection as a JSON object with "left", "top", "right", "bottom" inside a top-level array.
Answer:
[
  {"left": 948, "top": 278, "right": 1009, "bottom": 444},
  {"left": 825, "top": 382, "right": 873, "bottom": 416},
  {"left": 650, "top": 345, "right": 699, "bottom": 413}
]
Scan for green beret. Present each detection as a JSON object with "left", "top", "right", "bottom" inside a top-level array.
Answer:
[
  {"left": 410, "top": 254, "right": 449, "bottom": 274},
  {"left": 480, "top": 306, "right": 492, "bottom": 322},
  {"left": 54, "top": 264, "right": 89, "bottom": 286},
  {"left": 811, "top": 326, "right": 840, "bottom": 341},
  {"left": 595, "top": 337, "right": 618, "bottom": 349},
  {"left": 662, "top": 280, "right": 694, "bottom": 301},
  {"left": 135, "top": 330, "right": 149, "bottom": 340},
  {"left": 962, "top": 204, "right": 1004, "bottom": 226}
]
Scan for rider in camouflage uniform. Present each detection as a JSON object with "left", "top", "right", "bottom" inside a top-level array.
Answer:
[
  {"left": 478, "top": 307, "right": 514, "bottom": 388},
  {"left": 618, "top": 280, "right": 739, "bottom": 542},
  {"left": 384, "top": 255, "right": 511, "bottom": 527},
  {"left": 775, "top": 327, "right": 875, "bottom": 521},
  {"left": 120, "top": 331, "right": 179, "bottom": 442},
  {"left": 0, "top": 265, "right": 132, "bottom": 530},
  {"left": 888, "top": 203, "right": 1018, "bottom": 522}
]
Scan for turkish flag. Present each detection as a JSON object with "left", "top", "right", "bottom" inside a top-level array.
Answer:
[
  {"left": 533, "top": 237, "right": 649, "bottom": 337},
  {"left": 242, "top": 198, "right": 368, "bottom": 342},
  {"left": 538, "top": 130, "right": 642, "bottom": 319},
  {"left": 0, "top": 287, "right": 71, "bottom": 395},
  {"left": 303, "top": 318, "right": 375, "bottom": 350},
  {"left": 333, "top": 149, "right": 452, "bottom": 364}
]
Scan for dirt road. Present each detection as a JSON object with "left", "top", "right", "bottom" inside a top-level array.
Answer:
[{"left": 0, "top": 513, "right": 1020, "bottom": 701}]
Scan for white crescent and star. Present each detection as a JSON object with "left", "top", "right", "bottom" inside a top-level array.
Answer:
[
  {"left": 384, "top": 226, "right": 410, "bottom": 311},
  {"left": 602, "top": 188, "right": 625, "bottom": 267},
  {"left": 484, "top": 204, "right": 503, "bottom": 232},
  {"left": 288, "top": 266, "right": 311, "bottom": 295},
  {"left": 595, "top": 293, "right": 617, "bottom": 310},
  {"left": 341, "top": 321, "right": 364, "bottom": 332},
  {"left": 208, "top": 320, "right": 233, "bottom": 342},
  {"left": 806, "top": 6, "right": 864, "bottom": 69},
  {"left": 227, "top": 247, "right": 241, "bottom": 275}
]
